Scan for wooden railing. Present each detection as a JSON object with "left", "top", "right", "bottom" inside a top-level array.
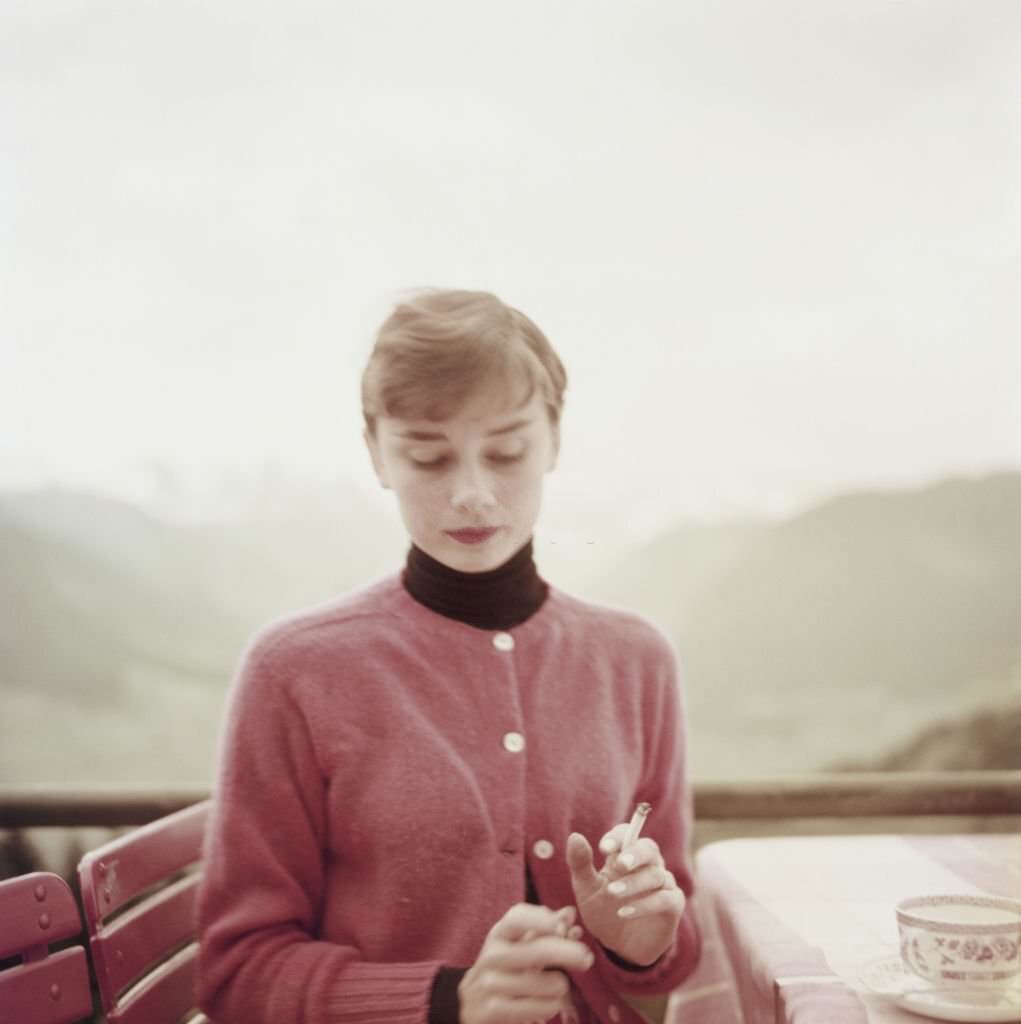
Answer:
[
  {"left": 694, "top": 770, "right": 1021, "bottom": 819},
  {"left": 2, "top": 771, "right": 1018, "bottom": 829}
]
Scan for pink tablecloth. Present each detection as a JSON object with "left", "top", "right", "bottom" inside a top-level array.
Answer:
[{"left": 664, "top": 833, "right": 1021, "bottom": 1024}]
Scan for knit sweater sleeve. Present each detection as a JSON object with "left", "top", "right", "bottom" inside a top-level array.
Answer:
[
  {"left": 196, "top": 628, "right": 444, "bottom": 1024},
  {"left": 591, "top": 628, "right": 701, "bottom": 997}
]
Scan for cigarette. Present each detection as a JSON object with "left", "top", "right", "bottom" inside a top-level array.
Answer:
[{"left": 623, "top": 802, "right": 651, "bottom": 848}]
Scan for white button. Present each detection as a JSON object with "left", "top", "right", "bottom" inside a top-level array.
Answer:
[
  {"left": 532, "top": 839, "right": 555, "bottom": 860},
  {"left": 492, "top": 632, "right": 515, "bottom": 651},
  {"left": 607, "top": 1005, "right": 622, "bottom": 1023},
  {"left": 502, "top": 731, "right": 525, "bottom": 753}
]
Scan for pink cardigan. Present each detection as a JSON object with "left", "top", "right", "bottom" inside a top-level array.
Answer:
[{"left": 197, "top": 574, "right": 700, "bottom": 1023}]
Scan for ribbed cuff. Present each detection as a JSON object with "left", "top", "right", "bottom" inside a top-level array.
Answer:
[
  {"left": 324, "top": 960, "right": 445, "bottom": 1023},
  {"left": 428, "top": 966, "right": 468, "bottom": 1024},
  {"left": 604, "top": 946, "right": 664, "bottom": 972}
]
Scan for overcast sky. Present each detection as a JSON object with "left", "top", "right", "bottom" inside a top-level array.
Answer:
[{"left": 3, "top": 0, "right": 1020, "bottom": 534}]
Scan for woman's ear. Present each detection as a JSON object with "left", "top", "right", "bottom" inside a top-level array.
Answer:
[
  {"left": 363, "top": 427, "right": 391, "bottom": 490},
  {"left": 546, "top": 420, "right": 561, "bottom": 473}
]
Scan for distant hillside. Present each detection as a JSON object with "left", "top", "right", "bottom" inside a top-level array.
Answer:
[
  {"left": 0, "top": 482, "right": 403, "bottom": 784},
  {"left": 832, "top": 697, "right": 1021, "bottom": 772},
  {"left": 0, "top": 482, "right": 405, "bottom": 685},
  {"left": 578, "top": 519, "right": 769, "bottom": 632},
  {"left": 679, "top": 473, "right": 1021, "bottom": 775},
  {"left": 1, "top": 472, "right": 1019, "bottom": 784},
  {"left": 0, "top": 491, "right": 242, "bottom": 701}
]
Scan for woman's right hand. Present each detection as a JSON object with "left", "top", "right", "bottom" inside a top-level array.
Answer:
[{"left": 458, "top": 904, "right": 594, "bottom": 1024}]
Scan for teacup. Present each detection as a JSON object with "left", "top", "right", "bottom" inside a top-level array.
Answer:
[{"left": 896, "top": 894, "right": 1021, "bottom": 989}]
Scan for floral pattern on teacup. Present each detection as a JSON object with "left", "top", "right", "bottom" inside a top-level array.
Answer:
[
  {"left": 897, "top": 894, "right": 1021, "bottom": 986},
  {"left": 903, "top": 930, "right": 1020, "bottom": 983}
]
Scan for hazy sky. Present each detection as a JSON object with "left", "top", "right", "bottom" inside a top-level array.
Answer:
[{"left": 3, "top": 0, "right": 1020, "bottom": 533}]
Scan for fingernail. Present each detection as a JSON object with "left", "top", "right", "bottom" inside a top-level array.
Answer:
[
  {"left": 583, "top": 951, "right": 595, "bottom": 968},
  {"left": 599, "top": 837, "right": 619, "bottom": 854},
  {"left": 617, "top": 905, "right": 636, "bottom": 918},
  {"left": 619, "top": 853, "right": 636, "bottom": 870},
  {"left": 608, "top": 880, "right": 626, "bottom": 896}
]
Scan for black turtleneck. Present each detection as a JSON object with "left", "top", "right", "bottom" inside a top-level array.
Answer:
[{"left": 402, "top": 538, "right": 548, "bottom": 631}]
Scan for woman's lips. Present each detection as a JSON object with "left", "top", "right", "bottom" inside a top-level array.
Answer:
[{"left": 445, "top": 527, "right": 501, "bottom": 545}]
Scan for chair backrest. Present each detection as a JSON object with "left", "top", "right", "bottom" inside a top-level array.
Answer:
[
  {"left": 77, "top": 800, "right": 211, "bottom": 1024},
  {"left": 0, "top": 871, "right": 94, "bottom": 1024}
]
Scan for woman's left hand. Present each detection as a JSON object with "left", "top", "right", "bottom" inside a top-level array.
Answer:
[{"left": 565, "top": 825, "right": 686, "bottom": 968}]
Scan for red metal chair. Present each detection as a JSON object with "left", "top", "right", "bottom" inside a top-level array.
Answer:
[
  {"left": 77, "top": 800, "right": 211, "bottom": 1024},
  {"left": 0, "top": 870, "right": 94, "bottom": 1024}
]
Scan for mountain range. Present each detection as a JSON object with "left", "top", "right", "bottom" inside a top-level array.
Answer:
[{"left": 1, "top": 472, "right": 1018, "bottom": 784}]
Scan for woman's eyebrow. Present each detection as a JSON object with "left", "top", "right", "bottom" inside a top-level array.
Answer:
[
  {"left": 486, "top": 417, "right": 531, "bottom": 437},
  {"left": 396, "top": 418, "right": 530, "bottom": 442},
  {"left": 397, "top": 428, "right": 446, "bottom": 441}
]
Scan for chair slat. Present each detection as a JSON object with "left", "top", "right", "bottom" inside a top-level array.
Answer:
[
  {"left": 0, "top": 873, "right": 83, "bottom": 960},
  {"left": 0, "top": 944, "right": 93, "bottom": 1024},
  {"left": 78, "top": 801, "right": 210, "bottom": 1023},
  {"left": 107, "top": 942, "right": 199, "bottom": 1024},
  {"left": 89, "top": 871, "right": 200, "bottom": 999},
  {"left": 79, "top": 801, "right": 208, "bottom": 925}
]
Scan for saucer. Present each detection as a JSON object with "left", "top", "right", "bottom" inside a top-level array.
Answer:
[{"left": 859, "top": 955, "right": 1021, "bottom": 1022}]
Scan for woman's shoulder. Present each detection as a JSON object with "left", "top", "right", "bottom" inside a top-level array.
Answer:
[
  {"left": 241, "top": 572, "right": 406, "bottom": 666},
  {"left": 545, "top": 585, "right": 676, "bottom": 660}
]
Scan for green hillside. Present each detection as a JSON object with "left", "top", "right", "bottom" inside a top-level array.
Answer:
[
  {"left": 577, "top": 519, "right": 769, "bottom": 630},
  {"left": 833, "top": 696, "right": 1021, "bottom": 771},
  {"left": 0, "top": 483, "right": 401, "bottom": 784},
  {"left": 1, "top": 473, "right": 1019, "bottom": 784},
  {"left": 678, "top": 473, "right": 1021, "bottom": 775}
]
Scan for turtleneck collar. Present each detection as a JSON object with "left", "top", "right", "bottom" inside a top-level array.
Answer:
[{"left": 402, "top": 538, "right": 548, "bottom": 631}]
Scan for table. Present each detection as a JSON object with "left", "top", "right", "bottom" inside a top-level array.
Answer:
[{"left": 664, "top": 833, "right": 1021, "bottom": 1023}]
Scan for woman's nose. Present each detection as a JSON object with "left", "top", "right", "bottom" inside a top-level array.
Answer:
[{"left": 450, "top": 465, "right": 497, "bottom": 513}]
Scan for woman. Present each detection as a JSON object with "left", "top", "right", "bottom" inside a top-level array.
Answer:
[{"left": 197, "top": 289, "right": 701, "bottom": 1024}]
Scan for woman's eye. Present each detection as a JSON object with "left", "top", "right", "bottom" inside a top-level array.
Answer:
[
  {"left": 409, "top": 455, "right": 450, "bottom": 470},
  {"left": 488, "top": 451, "right": 525, "bottom": 465},
  {"left": 406, "top": 448, "right": 524, "bottom": 469}
]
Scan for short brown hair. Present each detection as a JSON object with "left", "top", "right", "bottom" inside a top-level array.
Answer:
[{"left": 361, "top": 289, "right": 567, "bottom": 435}]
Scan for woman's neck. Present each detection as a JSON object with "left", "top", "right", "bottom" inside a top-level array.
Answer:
[{"left": 402, "top": 538, "right": 548, "bottom": 630}]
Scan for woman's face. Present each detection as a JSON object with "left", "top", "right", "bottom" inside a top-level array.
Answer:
[{"left": 365, "top": 385, "right": 559, "bottom": 572}]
